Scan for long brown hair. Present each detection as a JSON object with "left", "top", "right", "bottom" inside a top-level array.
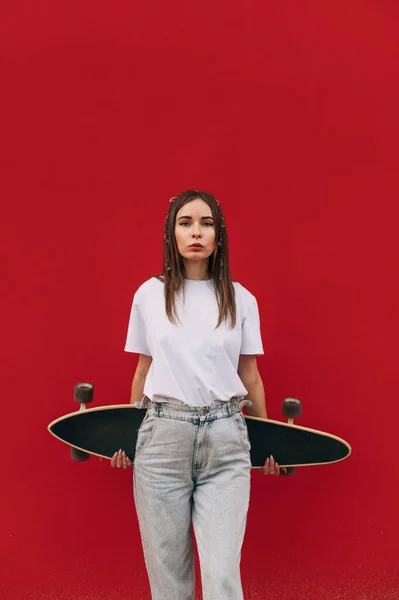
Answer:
[{"left": 160, "top": 189, "right": 236, "bottom": 328}]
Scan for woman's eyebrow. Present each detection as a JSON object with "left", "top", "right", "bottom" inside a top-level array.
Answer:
[{"left": 177, "top": 215, "right": 214, "bottom": 220}]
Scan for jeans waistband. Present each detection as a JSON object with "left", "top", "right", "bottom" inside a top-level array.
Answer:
[{"left": 134, "top": 397, "right": 252, "bottom": 422}]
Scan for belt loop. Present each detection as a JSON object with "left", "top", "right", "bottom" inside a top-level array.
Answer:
[
  {"left": 154, "top": 402, "right": 163, "bottom": 417},
  {"left": 227, "top": 400, "right": 236, "bottom": 416}
]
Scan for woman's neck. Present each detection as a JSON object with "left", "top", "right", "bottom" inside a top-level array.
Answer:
[{"left": 183, "top": 259, "right": 210, "bottom": 281}]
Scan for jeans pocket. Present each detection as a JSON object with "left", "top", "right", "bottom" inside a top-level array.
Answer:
[
  {"left": 135, "top": 412, "right": 157, "bottom": 460},
  {"left": 231, "top": 412, "right": 251, "bottom": 455}
]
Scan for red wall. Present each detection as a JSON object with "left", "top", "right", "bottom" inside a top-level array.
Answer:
[{"left": 2, "top": 1, "right": 398, "bottom": 598}]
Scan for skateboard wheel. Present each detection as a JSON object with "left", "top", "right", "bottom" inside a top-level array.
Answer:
[
  {"left": 70, "top": 447, "right": 90, "bottom": 462},
  {"left": 74, "top": 383, "right": 94, "bottom": 404},
  {"left": 282, "top": 398, "right": 302, "bottom": 419},
  {"left": 282, "top": 467, "right": 296, "bottom": 476}
]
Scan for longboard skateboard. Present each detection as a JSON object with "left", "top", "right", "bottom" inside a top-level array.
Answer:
[{"left": 48, "top": 384, "right": 351, "bottom": 473}]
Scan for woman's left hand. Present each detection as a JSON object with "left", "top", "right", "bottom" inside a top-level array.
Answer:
[
  {"left": 259, "top": 455, "right": 287, "bottom": 476},
  {"left": 111, "top": 449, "right": 133, "bottom": 469}
]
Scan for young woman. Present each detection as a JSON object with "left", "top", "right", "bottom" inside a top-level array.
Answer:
[{"left": 111, "top": 190, "right": 283, "bottom": 600}]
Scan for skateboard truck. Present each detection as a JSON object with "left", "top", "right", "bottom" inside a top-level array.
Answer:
[
  {"left": 70, "top": 383, "right": 94, "bottom": 462},
  {"left": 280, "top": 398, "right": 303, "bottom": 476}
]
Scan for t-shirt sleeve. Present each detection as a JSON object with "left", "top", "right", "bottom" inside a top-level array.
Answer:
[
  {"left": 240, "top": 296, "right": 264, "bottom": 355},
  {"left": 124, "top": 292, "right": 151, "bottom": 356}
]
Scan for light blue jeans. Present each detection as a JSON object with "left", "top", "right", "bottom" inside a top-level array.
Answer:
[{"left": 133, "top": 397, "right": 252, "bottom": 600}]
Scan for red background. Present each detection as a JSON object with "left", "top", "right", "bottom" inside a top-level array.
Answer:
[{"left": 1, "top": 1, "right": 399, "bottom": 598}]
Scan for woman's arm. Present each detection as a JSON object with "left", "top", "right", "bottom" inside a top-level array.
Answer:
[
  {"left": 237, "top": 354, "right": 267, "bottom": 418},
  {"left": 111, "top": 354, "right": 153, "bottom": 469},
  {"left": 130, "top": 354, "right": 153, "bottom": 404},
  {"left": 238, "top": 355, "right": 286, "bottom": 475}
]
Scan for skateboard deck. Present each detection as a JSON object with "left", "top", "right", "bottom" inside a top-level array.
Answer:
[{"left": 48, "top": 404, "right": 351, "bottom": 468}]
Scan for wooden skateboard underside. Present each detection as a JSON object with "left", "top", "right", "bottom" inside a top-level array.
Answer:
[{"left": 48, "top": 405, "right": 351, "bottom": 468}]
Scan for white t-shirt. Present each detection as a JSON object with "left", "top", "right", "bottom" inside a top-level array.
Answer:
[{"left": 124, "top": 277, "right": 264, "bottom": 406}]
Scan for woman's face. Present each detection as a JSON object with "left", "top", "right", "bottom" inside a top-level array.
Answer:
[{"left": 174, "top": 198, "right": 216, "bottom": 263}]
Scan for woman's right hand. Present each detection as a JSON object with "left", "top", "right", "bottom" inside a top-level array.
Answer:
[{"left": 110, "top": 449, "right": 133, "bottom": 469}]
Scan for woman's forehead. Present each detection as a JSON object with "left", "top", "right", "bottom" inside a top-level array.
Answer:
[{"left": 176, "top": 198, "right": 212, "bottom": 218}]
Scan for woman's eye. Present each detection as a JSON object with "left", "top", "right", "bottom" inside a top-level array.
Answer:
[{"left": 179, "top": 221, "right": 214, "bottom": 227}]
